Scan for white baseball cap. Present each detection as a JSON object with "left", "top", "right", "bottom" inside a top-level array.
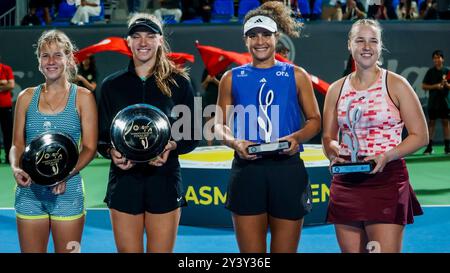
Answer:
[{"left": 243, "top": 15, "right": 278, "bottom": 35}]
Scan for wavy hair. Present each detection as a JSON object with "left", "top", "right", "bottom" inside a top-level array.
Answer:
[
  {"left": 35, "top": 29, "right": 78, "bottom": 81},
  {"left": 243, "top": 1, "right": 303, "bottom": 38}
]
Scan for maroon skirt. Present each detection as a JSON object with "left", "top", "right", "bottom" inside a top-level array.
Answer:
[{"left": 327, "top": 159, "right": 423, "bottom": 225}]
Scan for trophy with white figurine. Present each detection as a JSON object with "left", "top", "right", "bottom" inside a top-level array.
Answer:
[
  {"left": 331, "top": 100, "right": 375, "bottom": 174},
  {"left": 247, "top": 79, "right": 290, "bottom": 155}
]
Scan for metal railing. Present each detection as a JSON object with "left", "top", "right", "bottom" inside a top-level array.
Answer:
[{"left": 0, "top": 6, "right": 16, "bottom": 27}]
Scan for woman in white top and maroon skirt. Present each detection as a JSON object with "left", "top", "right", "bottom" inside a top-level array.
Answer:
[{"left": 322, "top": 19, "right": 428, "bottom": 253}]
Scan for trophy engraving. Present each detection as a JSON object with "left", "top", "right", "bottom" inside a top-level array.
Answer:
[
  {"left": 111, "top": 104, "right": 171, "bottom": 162},
  {"left": 22, "top": 132, "right": 79, "bottom": 186}
]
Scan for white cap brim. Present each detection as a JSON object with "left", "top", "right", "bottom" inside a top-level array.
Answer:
[{"left": 243, "top": 15, "right": 278, "bottom": 35}]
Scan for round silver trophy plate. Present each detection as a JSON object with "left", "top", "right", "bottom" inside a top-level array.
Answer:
[
  {"left": 22, "top": 131, "right": 79, "bottom": 186},
  {"left": 110, "top": 104, "right": 171, "bottom": 162}
]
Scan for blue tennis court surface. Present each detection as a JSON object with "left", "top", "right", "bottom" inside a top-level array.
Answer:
[{"left": 0, "top": 206, "right": 449, "bottom": 253}]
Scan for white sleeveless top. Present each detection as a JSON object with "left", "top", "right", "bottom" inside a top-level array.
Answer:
[{"left": 337, "top": 69, "right": 404, "bottom": 157}]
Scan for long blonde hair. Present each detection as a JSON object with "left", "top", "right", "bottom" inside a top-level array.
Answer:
[
  {"left": 127, "top": 13, "right": 189, "bottom": 97},
  {"left": 35, "top": 29, "right": 78, "bottom": 81}
]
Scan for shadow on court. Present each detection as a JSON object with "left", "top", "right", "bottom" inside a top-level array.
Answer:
[{"left": 0, "top": 207, "right": 449, "bottom": 253}]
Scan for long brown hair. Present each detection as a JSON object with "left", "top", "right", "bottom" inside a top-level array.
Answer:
[{"left": 128, "top": 13, "right": 189, "bottom": 97}]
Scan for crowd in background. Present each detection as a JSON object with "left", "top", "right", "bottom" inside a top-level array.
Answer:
[{"left": 16, "top": 0, "right": 450, "bottom": 27}]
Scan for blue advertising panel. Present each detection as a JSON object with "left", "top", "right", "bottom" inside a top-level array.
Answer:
[{"left": 179, "top": 145, "right": 332, "bottom": 227}]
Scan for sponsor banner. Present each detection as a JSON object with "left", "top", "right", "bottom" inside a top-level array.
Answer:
[{"left": 179, "top": 145, "right": 332, "bottom": 227}]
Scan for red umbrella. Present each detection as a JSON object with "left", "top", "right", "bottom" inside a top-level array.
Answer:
[
  {"left": 74, "top": 37, "right": 132, "bottom": 62},
  {"left": 74, "top": 37, "right": 194, "bottom": 66}
]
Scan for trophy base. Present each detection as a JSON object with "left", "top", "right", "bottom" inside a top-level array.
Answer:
[
  {"left": 331, "top": 160, "right": 376, "bottom": 174},
  {"left": 247, "top": 141, "right": 291, "bottom": 156}
]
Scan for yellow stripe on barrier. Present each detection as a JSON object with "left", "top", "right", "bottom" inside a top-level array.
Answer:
[{"left": 179, "top": 149, "right": 234, "bottom": 162}]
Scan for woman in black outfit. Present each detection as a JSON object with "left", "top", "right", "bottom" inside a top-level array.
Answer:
[{"left": 97, "top": 13, "right": 199, "bottom": 253}]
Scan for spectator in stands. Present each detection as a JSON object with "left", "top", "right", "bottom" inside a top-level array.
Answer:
[
  {"left": 342, "top": 0, "right": 366, "bottom": 20},
  {"left": 291, "top": 1, "right": 303, "bottom": 19},
  {"left": 71, "top": 0, "right": 101, "bottom": 25},
  {"left": 309, "top": 0, "right": 323, "bottom": 20},
  {"left": 262, "top": 0, "right": 302, "bottom": 19},
  {"left": 154, "top": 0, "right": 183, "bottom": 23},
  {"left": 327, "top": 1, "right": 343, "bottom": 21},
  {"left": 180, "top": 0, "right": 214, "bottom": 23},
  {"left": 53, "top": 0, "right": 63, "bottom": 17},
  {"left": 367, "top": 0, "right": 398, "bottom": 19},
  {"left": 0, "top": 56, "right": 14, "bottom": 164},
  {"left": 419, "top": 0, "right": 439, "bottom": 19},
  {"left": 75, "top": 55, "right": 97, "bottom": 95},
  {"left": 199, "top": 0, "right": 213, "bottom": 23},
  {"left": 21, "top": 10, "right": 42, "bottom": 26},
  {"left": 127, "top": 0, "right": 141, "bottom": 15},
  {"left": 265, "top": 0, "right": 322, "bottom": 20},
  {"left": 28, "top": 0, "right": 52, "bottom": 25},
  {"left": 419, "top": 0, "right": 438, "bottom": 20},
  {"left": 397, "top": 0, "right": 419, "bottom": 19},
  {"left": 422, "top": 50, "right": 450, "bottom": 155},
  {"left": 179, "top": 0, "right": 197, "bottom": 21}
]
